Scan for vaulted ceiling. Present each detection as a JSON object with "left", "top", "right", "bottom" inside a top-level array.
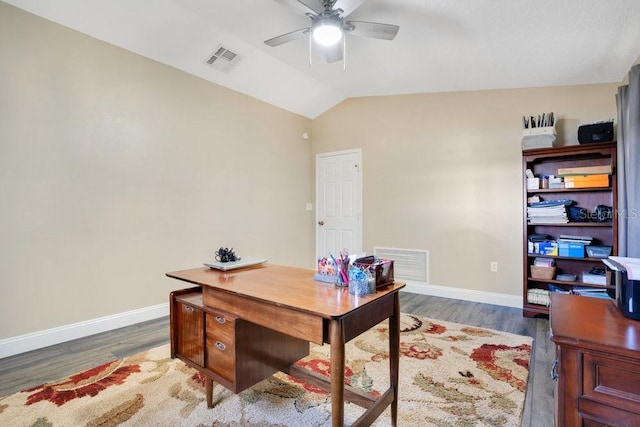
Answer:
[{"left": 5, "top": 0, "right": 640, "bottom": 118}]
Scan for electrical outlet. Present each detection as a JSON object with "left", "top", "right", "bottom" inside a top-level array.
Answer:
[{"left": 490, "top": 261, "right": 498, "bottom": 272}]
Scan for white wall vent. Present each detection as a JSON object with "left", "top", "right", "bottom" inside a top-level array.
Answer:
[
  {"left": 374, "top": 247, "right": 429, "bottom": 283},
  {"left": 205, "top": 45, "right": 241, "bottom": 72}
]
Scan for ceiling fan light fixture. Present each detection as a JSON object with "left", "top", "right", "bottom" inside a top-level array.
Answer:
[{"left": 312, "top": 18, "right": 343, "bottom": 46}]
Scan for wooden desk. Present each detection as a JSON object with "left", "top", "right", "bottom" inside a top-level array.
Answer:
[
  {"left": 550, "top": 293, "right": 640, "bottom": 426},
  {"left": 167, "top": 264, "right": 405, "bottom": 427}
]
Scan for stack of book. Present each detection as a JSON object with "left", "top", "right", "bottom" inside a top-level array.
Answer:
[
  {"left": 527, "top": 199, "right": 572, "bottom": 224},
  {"left": 527, "top": 204, "right": 568, "bottom": 224},
  {"left": 527, "top": 288, "right": 550, "bottom": 306}
]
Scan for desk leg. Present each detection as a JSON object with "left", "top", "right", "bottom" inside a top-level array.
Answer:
[
  {"left": 389, "top": 293, "right": 400, "bottom": 426},
  {"left": 329, "top": 319, "right": 345, "bottom": 427},
  {"left": 206, "top": 376, "right": 213, "bottom": 408}
]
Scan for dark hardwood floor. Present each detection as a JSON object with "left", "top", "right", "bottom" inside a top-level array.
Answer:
[{"left": 0, "top": 292, "right": 553, "bottom": 426}]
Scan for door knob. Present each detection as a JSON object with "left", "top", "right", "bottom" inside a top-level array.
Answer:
[{"left": 318, "top": 220, "right": 324, "bottom": 226}]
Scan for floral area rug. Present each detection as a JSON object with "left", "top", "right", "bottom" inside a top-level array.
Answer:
[{"left": 0, "top": 313, "right": 533, "bottom": 426}]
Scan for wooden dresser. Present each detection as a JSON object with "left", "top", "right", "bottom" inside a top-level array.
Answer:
[{"left": 550, "top": 293, "right": 640, "bottom": 426}]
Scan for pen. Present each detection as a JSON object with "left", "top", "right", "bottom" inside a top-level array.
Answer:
[{"left": 330, "top": 254, "right": 339, "bottom": 269}]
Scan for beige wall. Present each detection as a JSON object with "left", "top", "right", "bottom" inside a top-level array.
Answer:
[
  {"left": 311, "top": 85, "right": 618, "bottom": 297},
  {"left": 0, "top": 3, "right": 314, "bottom": 339}
]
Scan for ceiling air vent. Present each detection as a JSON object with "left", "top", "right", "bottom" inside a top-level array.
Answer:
[{"left": 205, "top": 45, "right": 241, "bottom": 72}]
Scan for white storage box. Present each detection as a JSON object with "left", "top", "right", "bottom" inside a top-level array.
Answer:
[
  {"left": 582, "top": 271, "right": 607, "bottom": 286},
  {"left": 527, "top": 178, "right": 540, "bottom": 190},
  {"left": 522, "top": 126, "right": 557, "bottom": 150}
]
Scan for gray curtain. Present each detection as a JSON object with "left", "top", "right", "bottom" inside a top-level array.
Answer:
[{"left": 616, "top": 64, "right": 640, "bottom": 257}]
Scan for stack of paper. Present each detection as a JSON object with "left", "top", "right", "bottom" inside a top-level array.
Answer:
[
  {"left": 527, "top": 204, "right": 568, "bottom": 224},
  {"left": 558, "top": 234, "right": 593, "bottom": 244}
]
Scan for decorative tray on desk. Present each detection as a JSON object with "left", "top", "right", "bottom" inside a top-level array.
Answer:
[{"left": 204, "top": 257, "right": 267, "bottom": 271}]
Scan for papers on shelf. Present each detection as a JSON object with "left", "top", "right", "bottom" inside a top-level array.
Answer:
[
  {"left": 527, "top": 204, "right": 568, "bottom": 224},
  {"left": 557, "top": 234, "right": 593, "bottom": 244}
]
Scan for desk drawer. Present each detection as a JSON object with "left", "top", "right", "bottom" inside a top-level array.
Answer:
[
  {"left": 205, "top": 311, "right": 237, "bottom": 383},
  {"left": 175, "top": 301, "right": 204, "bottom": 366},
  {"left": 203, "top": 287, "right": 323, "bottom": 344}
]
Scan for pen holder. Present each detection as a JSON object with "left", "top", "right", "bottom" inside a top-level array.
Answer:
[{"left": 334, "top": 265, "right": 348, "bottom": 287}]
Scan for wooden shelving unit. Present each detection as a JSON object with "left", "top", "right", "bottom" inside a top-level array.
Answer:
[{"left": 522, "top": 142, "right": 617, "bottom": 317}]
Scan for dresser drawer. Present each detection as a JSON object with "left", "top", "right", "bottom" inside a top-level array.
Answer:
[
  {"left": 583, "top": 352, "right": 640, "bottom": 414},
  {"left": 580, "top": 397, "right": 640, "bottom": 427},
  {"left": 205, "top": 311, "right": 237, "bottom": 383}
]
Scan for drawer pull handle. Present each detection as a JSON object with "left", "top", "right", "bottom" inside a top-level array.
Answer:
[
  {"left": 550, "top": 359, "right": 558, "bottom": 381},
  {"left": 215, "top": 316, "right": 226, "bottom": 324},
  {"left": 184, "top": 306, "right": 194, "bottom": 313},
  {"left": 215, "top": 341, "right": 227, "bottom": 351}
]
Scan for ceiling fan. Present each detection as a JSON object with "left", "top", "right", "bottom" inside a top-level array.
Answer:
[{"left": 264, "top": 0, "right": 399, "bottom": 66}]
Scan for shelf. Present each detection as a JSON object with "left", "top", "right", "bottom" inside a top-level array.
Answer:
[
  {"left": 527, "top": 187, "right": 612, "bottom": 194},
  {"left": 527, "top": 254, "right": 609, "bottom": 262},
  {"left": 523, "top": 304, "right": 549, "bottom": 317},
  {"left": 527, "top": 222, "right": 612, "bottom": 227},
  {"left": 527, "top": 277, "right": 613, "bottom": 289}
]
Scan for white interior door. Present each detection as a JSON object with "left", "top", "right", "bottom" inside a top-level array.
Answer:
[{"left": 315, "top": 149, "right": 362, "bottom": 262}]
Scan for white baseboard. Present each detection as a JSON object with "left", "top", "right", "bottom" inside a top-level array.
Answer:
[
  {"left": 0, "top": 303, "right": 169, "bottom": 359},
  {"left": 402, "top": 281, "right": 522, "bottom": 309}
]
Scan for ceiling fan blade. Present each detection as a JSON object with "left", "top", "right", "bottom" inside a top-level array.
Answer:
[
  {"left": 264, "top": 28, "right": 310, "bottom": 47},
  {"left": 333, "top": 0, "right": 367, "bottom": 17},
  {"left": 272, "top": 0, "right": 320, "bottom": 17},
  {"left": 324, "top": 43, "right": 343, "bottom": 63},
  {"left": 346, "top": 21, "right": 399, "bottom": 40}
]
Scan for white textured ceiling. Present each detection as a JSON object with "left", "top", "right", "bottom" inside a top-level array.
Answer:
[{"left": 5, "top": 0, "right": 640, "bottom": 118}]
